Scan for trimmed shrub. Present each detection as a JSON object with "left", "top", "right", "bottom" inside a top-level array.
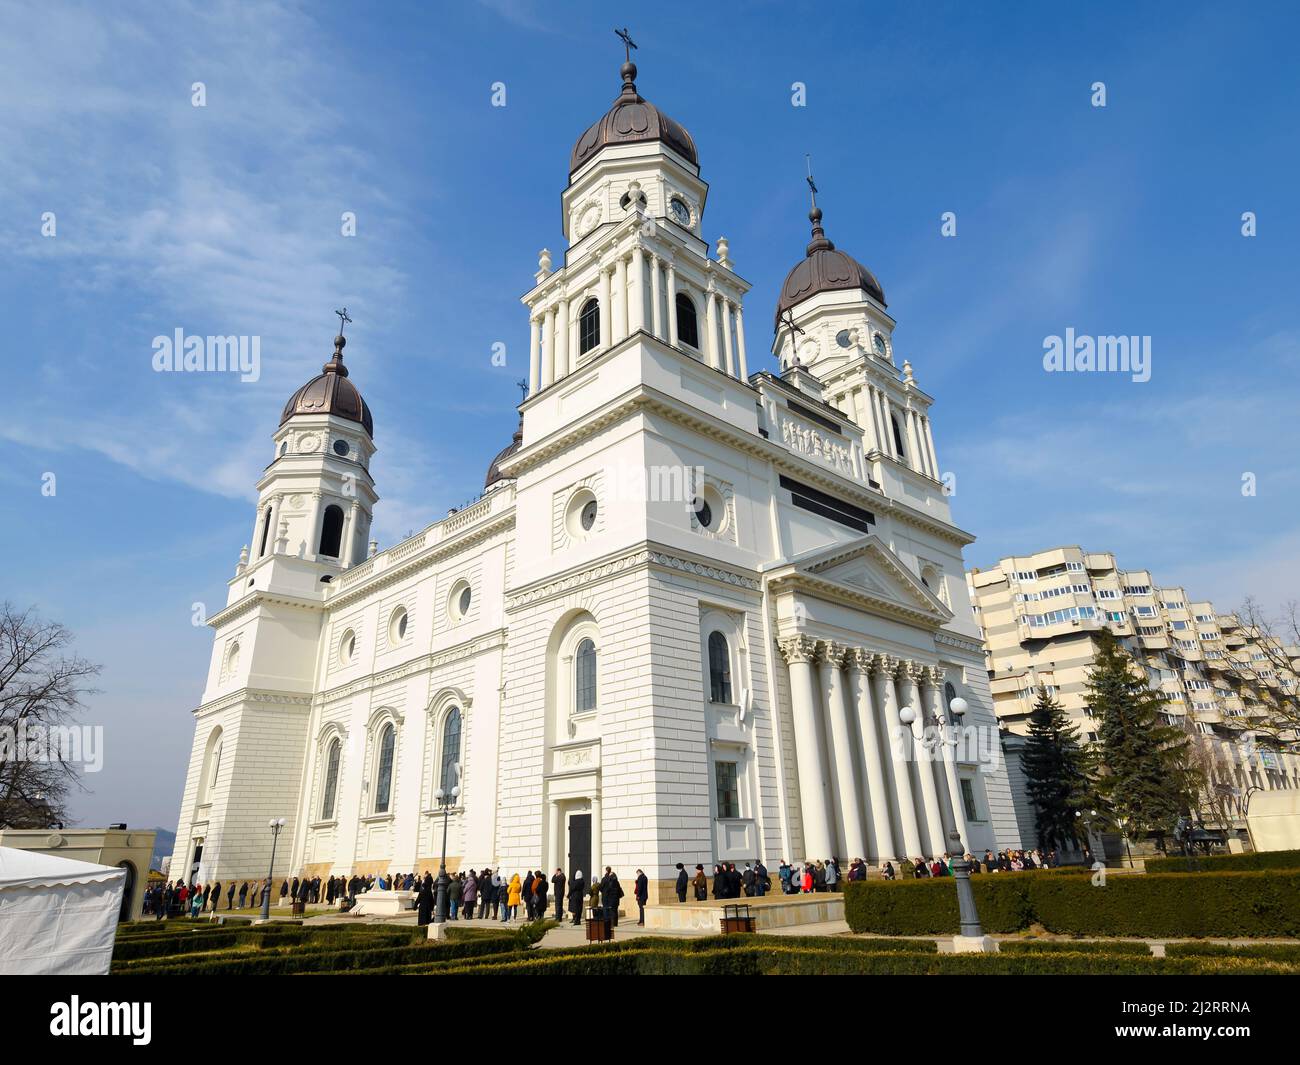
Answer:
[
  {"left": 1164, "top": 942, "right": 1300, "bottom": 963},
  {"left": 997, "top": 939, "right": 1152, "bottom": 955},
  {"left": 1145, "top": 849, "right": 1300, "bottom": 874},
  {"left": 845, "top": 870, "right": 1300, "bottom": 939}
]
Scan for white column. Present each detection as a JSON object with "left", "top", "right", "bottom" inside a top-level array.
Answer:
[
  {"left": 555, "top": 297, "right": 570, "bottom": 380},
  {"left": 599, "top": 267, "right": 612, "bottom": 349},
  {"left": 343, "top": 501, "right": 360, "bottom": 567},
  {"left": 900, "top": 663, "right": 947, "bottom": 855},
  {"left": 926, "top": 669, "right": 969, "bottom": 849},
  {"left": 628, "top": 245, "right": 645, "bottom": 334},
  {"left": 821, "top": 643, "right": 869, "bottom": 861},
  {"left": 874, "top": 655, "right": 923, "bottom": 858},
  {"left": 734, "top": 305, "right": 748, "bottom": 380},
  {"left": 590, "top": 795, "right": 602, "bottom": 884},
  {"left": 613, "top": 255, "right": 628, "bottom": 341},
  {"left": 721, "top": 299, "right": 736, "bottom": 377},
  {"left": 650, "top": 254, "right": 663, "bottom": 339},
  {"left": 880, "top": 392, "right": 898, "bottom": 458},
  {"left": 924, "top": 416, "right": 940, "bottom": 477},
  {"left": 850, "top": 650, "right": 896, "bottom": 862},
  {"left": 260, "top": 493, "right": 282, "bottom": 557},
  {"left": 907, "top": 408, "right": 924, "bottom": 473},
  {"left": 528, "top": 315, "right": 541, "bottom": 394},
  {"left": 305, "top": 492, "right": 324, "bottom": 559},
  {"left": 779, "top": 636, "right": 836, "bottom": 860},
  {"left": 704, "top": 290, "right": 720, "bottom": 369},
  {"left": 666, "top": 261, "right": 679, "bottom": 348},
  {"left": 870, "top": 387, "right": 888, "bottom": 453},
  {"left": 541, "top": 305, "right": 556, "bottom": 388},
  {"left": 548, "top": 800, "right": 563, "bottom": 875}
]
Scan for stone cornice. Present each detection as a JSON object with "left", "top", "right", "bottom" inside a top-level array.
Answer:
[
  {"left": 505, "top": 543, "right": 760, "bottom": 613},
  {"left": 326, "top": 509, "right": 515, "bottom": 612},
  {"left": 317, "top": 628, "right": 508, "bottom": 705},
  {"left": 208, "top": 589, "right": 324, "bottom": 629},
  {"left": 503, "top": 369, "right": 972, "bottom": 548},
  {"left": 935, "top": 629, "right": 987, "bottom": 657},
  {"left": 767, "top": 569, "right": 946, "bottom": 631},
  {"left": 194, "top": 686, "right": 315, "bottom": 718}
]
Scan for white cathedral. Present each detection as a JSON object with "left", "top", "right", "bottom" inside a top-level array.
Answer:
[{"left": 171, "top": 55, "right": 1020, "bottom": 901}]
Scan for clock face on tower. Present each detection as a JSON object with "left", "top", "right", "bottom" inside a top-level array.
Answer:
[
  {"left": 873, "top": 332, "right": 888, "bottom": 357},
  {"left": 669, "top": 198, "right": 690, "bottom": 227}
]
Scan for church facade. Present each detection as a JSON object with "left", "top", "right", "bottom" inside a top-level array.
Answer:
[{"left": 170, "top": 57, "right": 1020, "bottom": 901}]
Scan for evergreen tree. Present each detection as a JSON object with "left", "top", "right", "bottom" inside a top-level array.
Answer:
[
  {"left": 1088, "top": 628, "right": 1192, "bottom": 846},
  {"left": 1021, "top": 684, "right": 1095, "bottom": 850}
]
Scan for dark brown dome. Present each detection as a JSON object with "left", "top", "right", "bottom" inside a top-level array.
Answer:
[
  {"left": 484, "top": 420, "right": 523, "bottom": 489},
  {"left": 280, "top": 334, "right": 374, "bottom": 437},
  {"left": 570, "top": 62, "right": 698, "bottom": 176},
  {"left": 774, "top": 208, "right": 885, "bottom": 328}
]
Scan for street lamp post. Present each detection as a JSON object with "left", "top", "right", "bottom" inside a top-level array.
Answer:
[
  {"left": 259, "top": 817, "right": 286, "bottom": 922},
  {"left": 948, "top": 830, "right": 984, "bottom": 939},
  {"left": 432, "top": 784, "right": 460, "bottom": 926}
]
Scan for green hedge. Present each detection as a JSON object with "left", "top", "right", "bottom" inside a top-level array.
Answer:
[
  {"left": 415, "top": 942, "right": 1298, "bottom": 976},
  {"left": 1164, "top": 942, "right": 1300, "bottom": 963},
  {"left": 844, "top": 870, "right": 1300, "bottom": 938},
  {"left": 996, "top": 939, "right": 1152, "bottom": 955},
  {"left": 1145, "top": 849, "right": 1300, "bottom": 874}
]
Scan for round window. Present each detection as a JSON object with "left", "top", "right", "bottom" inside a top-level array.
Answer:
[
  {"left": 836, "top": 329, "right": 852, "bottom": 349},
  {"left": 389, "top": 608, "right": 408, "bottom": 644},
  {"left": 341, "top": 630, "right": 356, "bottom": 664},
  {"left": 458, "top": 586, "right": 472, "bottom": 616},
  {"left": 449, "top": 581, "right": 472, "bottom": 622},
  {"left": 694, "top": 497, "right": 713, "bottom": 529},
  {"left": 333, "top": 439, "right": 350, "bottom": 457},
  {"left": 565, "top": 488, "right": 599, "bottom": 539}
]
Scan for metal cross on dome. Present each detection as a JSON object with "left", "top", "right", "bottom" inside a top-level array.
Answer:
[
  {"left": 805, "top": 154, "right": 819, "bottom": 210},
  {"left": 615, "top": 27, "right": 637, "bottom": 61},
  {"left": 335, "top": 307, "right": 352, "bottom": 336},
  {"left": 516, "top": 377, "right": 529, "bottom": 402},
  {"left": 778, "top": 307, "right": 805, "bottom": 368}
]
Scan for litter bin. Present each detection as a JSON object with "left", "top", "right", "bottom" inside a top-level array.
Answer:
[
  {"left": 720, "top": 903, "right": 755, "bottom": 934},
  {"left": 291, "top": 899, "right": 305, "bottom": 916},
  {"left": 585, "top": 905, "right": 613, "bottom": 942}
]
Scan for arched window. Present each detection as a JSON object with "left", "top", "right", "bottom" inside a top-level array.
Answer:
[
  {"left": 374, "top": 723, "right": 395, "bottom": 814},
  {"left": 574, "top": 638, "right": 597, "bottom": 714},
  {"left": 891, "top": 414, "right": 906, "bottom": 458},
  {"left": 675, "top": 292, "right": 699, "bottom": 349},
  {"left": 320, "top": 738, "right": 341, "bottom": 819},
  {"left": 200, "top": 726, "right": 223, "bottom": 805},
  {"left": 258, "top": 505, "right": 272, "bottom": 557},
  {"left": 319, "top": 504, "right": 344, "bottom": 558},
  {"left": 578, "top": 297, "right": 600, "bottom": 355},
  {"left": 439, "top": 707, "right": 462, "bottom": 793},
  {"left": 708, "top": 631, "right": 732, "bottom": 703}
]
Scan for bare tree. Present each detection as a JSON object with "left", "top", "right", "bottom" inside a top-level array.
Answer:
[
  {"left": 1231, "top": 597, "right": 1300, "bottom": 741},
  {"left": 0, "top": 604, "right": 101, "bottom": 828}
]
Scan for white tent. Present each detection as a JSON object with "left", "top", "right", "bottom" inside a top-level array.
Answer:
[{"left": 0, "top": 846, "right": 126, "bottom": 975}]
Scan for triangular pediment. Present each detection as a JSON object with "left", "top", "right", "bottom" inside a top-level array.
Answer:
[{"left": 781, "top": 534, "right": 952, "bottom": 622}]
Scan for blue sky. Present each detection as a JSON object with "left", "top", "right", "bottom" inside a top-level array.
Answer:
[{"left": 3, "top": 0, "right": 1297, "bottom": 832}]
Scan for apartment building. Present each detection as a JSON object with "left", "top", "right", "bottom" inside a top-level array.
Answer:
[{"left": 968, "top": 545, "right": 1300, "bottom": 843}]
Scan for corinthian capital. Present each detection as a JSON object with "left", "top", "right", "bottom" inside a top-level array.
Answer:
[
  {"left": 904, "top": 660, "right": 928, "bottom": 685},
  {"left": 925, "top": 665, "right": 947, "bottom": 688},
  {"left": 874, "top": 653, "right": 902, "bottom": 678},
  {"left": 848, "top": 647, "right": 874, "bottom": 673},
  {"left": 777, "top": 634, "right": 819, "bottom": 665},
  {"left": 819, "top": 641, "right": 852, "bottom": 668}
]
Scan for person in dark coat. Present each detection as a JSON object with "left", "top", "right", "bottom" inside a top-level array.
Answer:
[
  {"left": 742, "top": 864, "right": 755, "bottom": 897},
  {"left": 600, "top": 867, "right": 623, "bottom": 926},
  {"left": 711, "top": 864, "right": 725, "bottom": 899},
  {"left": 532, "top": 870, "right": 546, "bottom": 921},
  {"left": 521, "top": 871, "right": 535, "bottom": 919},
  {"left": 237, "top": 881, "right": 248, "bottom": 909},
  {"left": 693, "top": 864, "right": 708, "bottom": 901},
  {"left": 551, "top": 868, "right": 566, "bottom": 921},
  {"left": 634, "top": 869, "right": 649, "bottom": 926},
  {"left": 416, "top": 874, "right": 435, "bottom": 926},
  {"left": 567, "top": 869, "right": 586, "bottom": 925},
  {"left": 675, "top": 862, "right": 688, "bottom": 903},
  {"left": 226, "top": 881, "right": 236, "bottom": 909},
  {"left": 210, "top": 881, "right": 222, "bottom": 912}
]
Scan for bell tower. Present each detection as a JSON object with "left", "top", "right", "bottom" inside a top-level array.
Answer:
[{"left": 229, "top": 313, "right": 378, "bottom": 606}]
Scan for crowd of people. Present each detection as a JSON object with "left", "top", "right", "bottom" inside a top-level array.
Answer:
[{"left": 143, "top": 847, "right": 1063, "bottom": 923}]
